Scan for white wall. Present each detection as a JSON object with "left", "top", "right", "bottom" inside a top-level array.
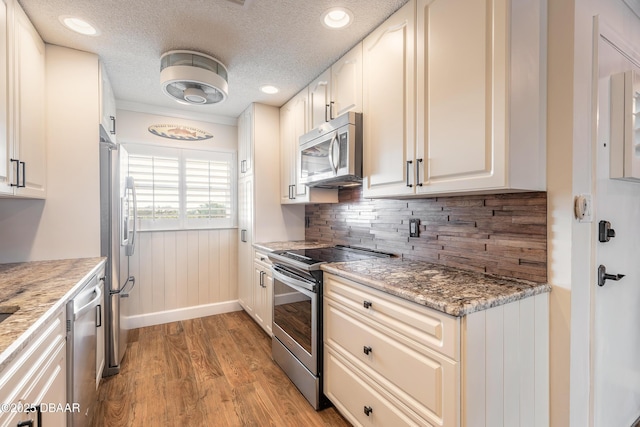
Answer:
[
  {"left": 0, "top": 45, "right": 101, "bottom": 263},
  {"left": 547, "top": 1, "right": 575, "bottom": 425},
  {"left": 126, "top": 229, "right": 239, "bottom": 327},
  {"left": 116, "top": 109, "right": 241, "bottom": 326}
]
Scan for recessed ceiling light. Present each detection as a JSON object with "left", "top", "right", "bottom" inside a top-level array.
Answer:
[
  {"left": 322, "top": 7, "right": 353, "bottom": 29},
  {"left": 59, "top": 16, "right": 99, "bottom": 36},
  {"left": 260, "top": 85, "right": 279, "bottom": 94}
]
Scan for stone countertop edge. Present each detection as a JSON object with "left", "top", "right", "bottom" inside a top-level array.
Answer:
[
  {"left": 321, "top": 258, "right": 551, "bottom": 317},
  {"left": 0, "top": 257, "right": 107, "bottom": 371},
  {"left": 253, "top": 240, "right": 333, "bottom": 253}
]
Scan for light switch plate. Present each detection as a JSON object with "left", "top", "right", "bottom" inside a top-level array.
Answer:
[{"left": 409, "top": 218, "right": 420, "bottom": 237}]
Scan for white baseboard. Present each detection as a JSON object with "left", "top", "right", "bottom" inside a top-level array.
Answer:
[{"left": 125, "top": 300, "right": 243, "bottom": 329}]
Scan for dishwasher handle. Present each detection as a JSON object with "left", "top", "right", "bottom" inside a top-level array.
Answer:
[{"left": 74, "top": 285, "right": 102, "bottom": 321}]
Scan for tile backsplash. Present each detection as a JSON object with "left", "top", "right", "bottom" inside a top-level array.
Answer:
[{"left": 305, "top": 188, "right": 547, "bottom": 282}]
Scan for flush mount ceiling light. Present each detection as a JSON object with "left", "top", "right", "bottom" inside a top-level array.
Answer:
[
  {"left": 160, "top": 50, "right": 229, "bottom": 106},
  {"left": 322, "top": 7, "right": 353, "bottom": 29},
  {"left": 260, "top": 85, "right": 279, "bottom": 94},
  {"left": 59, "top": 16, "right": 99, "bottom": 36}
]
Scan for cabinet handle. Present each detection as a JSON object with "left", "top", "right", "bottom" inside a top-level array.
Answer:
[
  {"left": 110, "top": 115, "right": 116, "bottom": 134},
  {"left": 19, "top": 162, "right": 25, "bottom": 188},
  {"left": 364, "top": 406, "right": 373, "bottom": 417},
  {"left": 96, "top": 304, "right": 102, "bottom": 327},
  {"left": 241, "top": 160, "right": 246, "bottom": 173},
  {"left": 416, "top": 158, "right": 423, "bottom": 187},
  {"left": 363, "top": 300, "right": 372, "bottom": 309},
  {"left": 330, "top": 101, "right": 335, "bottom": 120},
  {"left": 363, "top": 346, "right": 372, "bottom": 355},
  {"left": 325, "top": 104, "right": 330, "bottom": 122},
  {"left": 241, "top": 229, "right": 247, "bottom": 242},
  {"left": 406, "top": 160, "right": 413, "bottom": 187},
  {"left": 10, "top": 159, "right": 19, "bottom": 187}
]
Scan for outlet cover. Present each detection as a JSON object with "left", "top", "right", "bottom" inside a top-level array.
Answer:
[{"left": 409, "top": 219, "right": 420, "bottom": 237}]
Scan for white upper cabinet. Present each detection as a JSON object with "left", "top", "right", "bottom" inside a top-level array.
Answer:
[
  {"left": 363, "top": 0, "right": 546, "bottom": 198},
  {"left": 362, "top": 1, "right": 415, "bottom": 198},
  {"left": 0, "top": 0, "right": 10, "bottom": 195},
  {"left": 238, "top": 107, "right": 253, "bottom": 177},
  {"left": 0, "top": 0, "right": 46, "bottom": 198},
  {"left": 308, "top": 68, "right": 330, "bottom": 130},
  {"left": 330, "top": 43, "right": 363, "bottom": 118},
  {"left": 99, "top": 62, "right": 117, "bottom": 139},
  {"left": 309, "top": 43, "right": 363, "bottom": 130}
]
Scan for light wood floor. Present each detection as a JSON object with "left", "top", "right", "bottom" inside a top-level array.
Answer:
[{"left": 92, "top": 311, "right": 350, "bottom": 426}]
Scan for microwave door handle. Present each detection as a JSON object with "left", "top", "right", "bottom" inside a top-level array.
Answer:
[{"left": 328, "top": 133, "right": 339, "bottom": 175}]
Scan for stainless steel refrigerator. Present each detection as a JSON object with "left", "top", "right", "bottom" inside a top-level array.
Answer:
[{"left": 99, "top": 125, "right": 137, "bottom": 377}]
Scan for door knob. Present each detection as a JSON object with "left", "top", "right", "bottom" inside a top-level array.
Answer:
[{"left": 598, "top": 264, "right": 625, "bottom": 287}]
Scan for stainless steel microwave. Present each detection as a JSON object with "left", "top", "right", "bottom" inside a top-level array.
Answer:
[{"left": 298, "top": 112, "right": 363, "bottom": 188}]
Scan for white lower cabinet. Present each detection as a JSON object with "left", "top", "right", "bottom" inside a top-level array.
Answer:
[
  {"left": 323, "top": 273, "right": 549, "bottom": 427},
  {"left": 252, "top": 250, "right": 273, "bottom": 336},
  {"left": 0, "top": 309, "right": 67, "bottom": 427}
]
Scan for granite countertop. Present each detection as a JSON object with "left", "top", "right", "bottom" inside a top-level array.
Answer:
[
  {"left": 0, "top": 257, "right": 106, "bottom": 370},
  {"left": 322, "top": 257, "right": 551, "bottom": 317},
  {"left": 253, "top": 240, "right": 333, "bottom": 253}
]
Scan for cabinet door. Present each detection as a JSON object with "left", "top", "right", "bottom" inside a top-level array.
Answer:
[
  {"left": 238, "top": 107, "right": 253, "bottom": 176},
  {"left": 237, "top": 178, "right": 254, "bottom": 315},
  {"left": 253, "top": 263, "right": 273, "bottom": 336},
  {"left": 0, "top": 0, "right": 10, "bottom": 195},
  {"left": 20, "top": 342, "right": 67, "bottom": 427},
  {"left": 100, "top": 62, "right": 117, "bottom": 138},
  {"left": 362, "top": 0, "right": 416, "bottom": 198},
  {"left": 331, "top": 43, "right": 363, "bottom": 118},
  {"left": 308, "top": 69, "right": 331, "bottom": 130},
  {"left": 291, "top": 91, "right": 309, "bottom": 200},
  {"left": 415, "top": 0, "right": 507, "bottom": 193},
  {"left": 14, "top": 4, "right": 46, "bottom": 198},
  {"left": 263, "top": 271, "right": 273, "bottom": 336},
  {"left": 279, "top": 99, "right": 295, "bottom": 203}
]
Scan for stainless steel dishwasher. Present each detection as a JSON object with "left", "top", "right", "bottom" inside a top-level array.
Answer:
[{"left": 66, "top": 272, "right": 103, "bottom": 427}]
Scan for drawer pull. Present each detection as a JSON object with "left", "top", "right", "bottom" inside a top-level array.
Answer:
[
  {"left": 363, "top": 300, "right": 372, "bottom": 309},
  {"left": 363, "top": 346, "right": 372, "bottom": 355},
  {"left": 364, "top": 406, "right": 373, "bottom": 416}
]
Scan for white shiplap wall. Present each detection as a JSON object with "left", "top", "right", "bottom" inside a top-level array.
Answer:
[{"left": 126, "top": 228, "right": 239, "bottom": 327}]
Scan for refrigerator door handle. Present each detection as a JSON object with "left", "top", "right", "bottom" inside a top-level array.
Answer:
[
  {"left": 112, "top": 276, "right": 136, "bottom": 298},
  {"left": 125, "top": 177, "right": 137, "bottom": 256}
]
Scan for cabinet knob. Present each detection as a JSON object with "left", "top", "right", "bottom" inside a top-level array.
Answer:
[
  {"left": 363, "top": 300, "right": 372, "bottom": 309},
  {"left": 363, "top": 406, "right": 373, "bottom": 416},
  {"left": 363, "top": 346, "right": 372, "bottom": 355}
]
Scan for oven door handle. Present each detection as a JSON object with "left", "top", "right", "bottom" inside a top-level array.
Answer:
[{"left": 272, "top": 266, "right": 317, "bottom": 294}]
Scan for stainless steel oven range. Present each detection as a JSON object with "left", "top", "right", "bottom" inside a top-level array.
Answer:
[{"left": 268, "top": 245, "right": 392, "bottom": 410}]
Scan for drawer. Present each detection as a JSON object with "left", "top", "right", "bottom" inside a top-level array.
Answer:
[
  {"left": 325, "top": 299, "right": 459, "bottom": 426},
  {"left": 254, "top": 250, "right": 272, "bottom": 268},
  {"left": 0, "top": 310, "right": 65, "bottom": 418},
  {"left": 325, "top": 346, "right": 429, "bottom": 427},
  {"left": 324, "top": 273, "right": 459, "bottom": 360}
]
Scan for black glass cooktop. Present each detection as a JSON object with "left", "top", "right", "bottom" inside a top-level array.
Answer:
[{"left": 270, "top": 245, "right": 392, "bottom": 270}]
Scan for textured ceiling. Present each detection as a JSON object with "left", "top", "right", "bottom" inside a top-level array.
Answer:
[{"left": 19, "top": 0, "right": 409, "bottom": 120}]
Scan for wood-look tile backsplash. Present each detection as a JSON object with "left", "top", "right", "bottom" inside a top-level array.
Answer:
[{"left": 305, "top": 188, "right": 547, "bottom": 282}]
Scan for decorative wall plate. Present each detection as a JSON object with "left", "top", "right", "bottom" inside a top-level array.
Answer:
[{"left": 148, "top": 124, "right": 214, "bottom": 141}]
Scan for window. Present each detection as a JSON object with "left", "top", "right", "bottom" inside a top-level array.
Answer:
[{"left": 125, "top": 144, "right": 236, "bottom": 230}]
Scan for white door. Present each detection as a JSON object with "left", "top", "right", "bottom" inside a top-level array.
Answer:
[{"left": 593, "top": 27, "right": 640, "bottom": 427}]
